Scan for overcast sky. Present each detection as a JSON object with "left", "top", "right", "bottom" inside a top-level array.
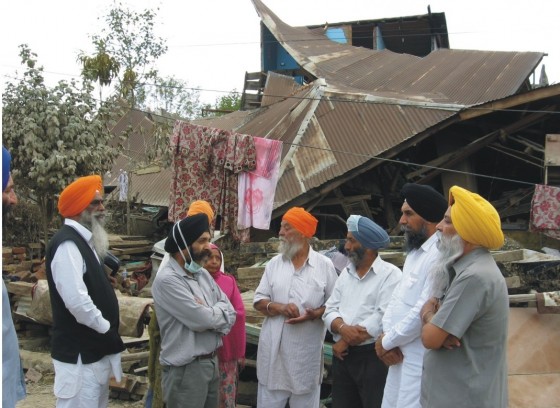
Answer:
[{"left": 1, "top": 0, "right": 557, "bottom": 105}]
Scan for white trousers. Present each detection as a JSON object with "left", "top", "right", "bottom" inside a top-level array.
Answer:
[
  {"left": 381, "top": 339, "right": 425, "bottom": 408},
  {"left": 53, "top": 354, "right": 121, "bottom": 408},
  {"left": 257, "top": 383, "right": 321, "bottom": 408}
]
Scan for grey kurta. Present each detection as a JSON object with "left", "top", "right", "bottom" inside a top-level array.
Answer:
[
  {"left": 254, "top": 248, "right": 338, "bottom": 394},
  {"left": 421, "top": 248, "right": 509, "bottom": 408}
]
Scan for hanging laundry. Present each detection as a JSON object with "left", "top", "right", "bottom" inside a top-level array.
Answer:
[
  {"left": 168, "top": 122, "right": 256, "bottom": 241},
  {"left": 238, "top": 137, "right": 282, "bottom": 230},
  {"left": 530, "top": 184, "right": 560, "bottom": 240},
  {"left": 118, "top": 170, "right": 128, "bottom": 202}
]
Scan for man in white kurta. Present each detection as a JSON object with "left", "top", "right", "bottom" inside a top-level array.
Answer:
[
  {"left": 376, "top": 183, "right": 448, "bottom": 408},
  {"left": 254, "top": 207, "right": 338, "bottom": 408}
]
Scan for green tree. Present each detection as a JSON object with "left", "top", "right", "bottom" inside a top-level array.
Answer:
[
  {"left": 92, "top": 3, "right": 168, "bottom": 106},
  {"left": 204, "top": 90, "right": 242, "bottom": 116},
  {"left": 77, "top": 39, "right": 120, "bottom": 102},
  {"left": 2, "top": 45, "right": 120, "bottom": 244},
  {"left": 137, "top": 75, "right": 202, "bottom": 120}
]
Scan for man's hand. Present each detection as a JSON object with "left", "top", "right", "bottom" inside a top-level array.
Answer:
[
  {"left": 420, "top": 297, "right": 440, "bottom": 324},
  {"left": 340, "top": 324, "right": 370, "bottom": 346},
  {"left": 285, "top": 308, "right": 315, "bottom": 324},
  {"left": 442, "top": 335, "right": 461, "bottom": 350},
  {"left": 379, "top": 348, "right": 403, "bottom": 366},
  {"left": 375, "top": 334, "right": 403, "bottom": 366},
  {"left": 333, "top": 339, "right": 349, "bottom": 361},
  {"left": 280, "top": 303, "right": 300, "bottom": 319}
]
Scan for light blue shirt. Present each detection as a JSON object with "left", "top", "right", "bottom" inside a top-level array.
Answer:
[
  {"left": 323, "top": 254, "right": 402, "bottom": 344},
  {"left": 2, "top": 280, "right": 26, "bottom": 407}
]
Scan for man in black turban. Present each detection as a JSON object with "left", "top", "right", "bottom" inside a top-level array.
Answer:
[
  {"left": 152, "top": 213, "right": 236, "bottom": 408},
  {"left": 375, "top": 183, "right": 447, "bottom": 408}
]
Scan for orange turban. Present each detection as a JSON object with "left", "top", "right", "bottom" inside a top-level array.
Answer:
[
  {"left": 186, "top": 200, "right": 214, "bottom": 224},
  {"left": 282, "top": 207, "right": 318, "bottom": 238},
  {"left": 449, "top": 186, "right": 504, "bottom": 250},
  {"left": 58, "top": 175, "right": 103, "bottom": 218}
]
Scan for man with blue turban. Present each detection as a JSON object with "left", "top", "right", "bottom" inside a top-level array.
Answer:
[
  {"left": 323, "top": 215, "right": 402, "bottom": 408},
  {"left": 2, "top": 146, "right": 26, "bottom": 407}
]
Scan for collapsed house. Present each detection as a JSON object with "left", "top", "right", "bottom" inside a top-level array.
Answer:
[{"left": 106, "top": 0, "right": 559, "bottom": 245}]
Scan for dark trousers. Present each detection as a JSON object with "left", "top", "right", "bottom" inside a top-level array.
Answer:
[{"left": 331, "top": 343, "right": 388, "bottom": 408}]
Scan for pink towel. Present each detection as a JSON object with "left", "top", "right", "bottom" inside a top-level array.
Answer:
[{"left": 238, "top": 137, "right": 282, "bottom": 230}]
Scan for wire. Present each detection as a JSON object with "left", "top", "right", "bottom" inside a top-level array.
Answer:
[
  {"left": 122, "top": 105, "right": 540, "bottom": 187},
  {"left": 4, "top": 72, "right": 558, "bottom": 116}
]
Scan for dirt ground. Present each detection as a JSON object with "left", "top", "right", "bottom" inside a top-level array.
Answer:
[{"left": 16, "top": 374, "right": 144, "bottom": 408}]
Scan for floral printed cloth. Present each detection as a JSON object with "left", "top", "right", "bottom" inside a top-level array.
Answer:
[
  {"left": 530, "top": 184, "right": 560, "bottom": 239},
  {"left": 168, "top": 122, "right": 256, "bottom": 241}
]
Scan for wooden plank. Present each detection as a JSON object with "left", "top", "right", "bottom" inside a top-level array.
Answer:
[
  {"left": 7, "top": 281, "right": 34, "bottom": 296},
  {"left": 236, "top": 266, "right": 265, "bottom": 280},
  {"left": 111, "top": 245, "right": 154, "bottom": 255},
  {"left": 109, "top": 240, "right": 153, "bottom": 248}
]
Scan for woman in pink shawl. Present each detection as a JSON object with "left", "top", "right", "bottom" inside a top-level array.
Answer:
[{"left": 206, "top": 243, "right": 246, "bottom": 408}]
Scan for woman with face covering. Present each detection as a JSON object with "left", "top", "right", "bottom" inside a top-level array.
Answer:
[{"left": 205, "top": 244, "right": 246, "bottom": 408}]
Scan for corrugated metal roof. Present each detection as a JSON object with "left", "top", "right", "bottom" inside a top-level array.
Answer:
[
  {"left": 252, "top": 0, "right": 544, "bottom": 106},
  {"left": 104, "top": 1, "right": 548, "bottom": 220},
  {"left": 260, "top": 72, "right": 302, "bottom": 106}
]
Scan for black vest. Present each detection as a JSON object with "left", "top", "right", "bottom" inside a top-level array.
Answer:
[{"left": 46, "top": 225, "right": 125, "bottom": 364}]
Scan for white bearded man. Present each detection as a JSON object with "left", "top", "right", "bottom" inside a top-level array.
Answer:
[
  {"left": 376, "top": 183, "right": 448, "bottom": 408},
  {"left": 420, "top": 185, "right": 508, "bottom": 408},
  {"left": 253, "top": 207, "right": 338, "bottom": 408},
  {"left": 46, "top": 175, "right": 125, "bottom": 408}
]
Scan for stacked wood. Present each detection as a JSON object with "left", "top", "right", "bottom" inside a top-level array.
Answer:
[{"left": 109, "top": 373, "right": 149, "bottom": 401}]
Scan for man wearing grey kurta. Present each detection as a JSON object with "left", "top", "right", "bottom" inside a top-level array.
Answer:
[
  {"left": 420, "top": 186, "right": 508, "bottom": 408},
  {"left": 254, "top": 207, "right": 338, "bottom": 408},
  {"left": 152, "top": 214, "right": 236, "bottom": 408}
]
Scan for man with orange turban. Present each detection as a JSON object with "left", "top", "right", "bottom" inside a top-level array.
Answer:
[
  {"left": 46, "top": 175, "right": 125, "bottom": 408},
  {"left": 253, "top": 207, "right": 338, "bottom": 408},
  {"left": 420, "top": 185, "right": 508, "bottom": 408}
]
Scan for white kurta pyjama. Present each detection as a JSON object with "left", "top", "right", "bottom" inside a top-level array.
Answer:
[
  {"left": 254, "top": 248, "right": 338, "bottom": 395},
  {"left": 381, "top": 233, "right": 440, "bottom": 408}
]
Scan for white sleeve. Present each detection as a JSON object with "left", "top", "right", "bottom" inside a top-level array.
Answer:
[{"left": 51, "top": 241, "right": 110, "bottom": 334}]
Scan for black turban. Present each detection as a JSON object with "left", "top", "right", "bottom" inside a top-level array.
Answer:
[
  {"left": 401, "top": 183, "right": 448, "bottom": 223},
  {"left": 164, "top": 213, "right": 210, "bottom": 253}
]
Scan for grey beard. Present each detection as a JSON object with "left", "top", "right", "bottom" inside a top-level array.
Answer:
[
  {"left": 347, "top": 246, "right": 366, "bottom": 268},
  {"left": 80, "top": 211, "right": 109, "bottom": 259},
  {"left": 402, "top": 225, "right": 429, "bottom": 253},
  {"left": 430, "top": 232, "right": 465, "bottom": 297},
  {"left": 279, "top": 238, "right": 303, "bottom": 260}
]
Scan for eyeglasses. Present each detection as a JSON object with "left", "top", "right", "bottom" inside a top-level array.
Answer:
[{"left": 89, "top": 199, "right": 104, "bottom": 207}]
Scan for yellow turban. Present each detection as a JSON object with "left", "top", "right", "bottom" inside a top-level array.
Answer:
[
  {"left": 58, "top": 175, "right": 103, "bottom": 218},
  {"left": 282, "top": 207, "right": 318, "bottom": 238},
  {"left": 186, "top": 200, "right": 214, "bottom": 224},
  {"left": 449, "top": 186, "right": 504, "bottom": 250}
]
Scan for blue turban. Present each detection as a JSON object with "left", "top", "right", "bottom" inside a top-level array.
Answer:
[
  {"left": 2, "top": 146, "right": 11, "bottom": 191},
  {"left": 347, "top": 215, "right": 390, "bottom": 249}
]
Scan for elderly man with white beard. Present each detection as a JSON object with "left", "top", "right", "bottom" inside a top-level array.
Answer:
[
  {"left": 46, "top": 175, "right": 125, "bottom": 408},
  {"left": 253, "top": 207, "right": 338, "bottom": 408},
  {"left": 420, "top": 185, "right": 508, "bottom": 408},
  {"left": 376, "top": 183, "right": 448, "bottom": 408}
]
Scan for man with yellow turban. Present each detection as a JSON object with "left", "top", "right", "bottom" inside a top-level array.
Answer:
[
  {"left": 46, "top": 175, "right": 125, "bottom": 407},
  {"left": 323, "top": 215, "right": 402, "bottom": 408},
  {"left": 253, "top": 207, "right": 338, "bottom": 408},
  {"left": 420, "top": 185, "right": 508, "bottom": 408}
]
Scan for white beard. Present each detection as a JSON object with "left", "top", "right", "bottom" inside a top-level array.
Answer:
[
  {"left": 279, "top": 237, "right": 303, "bottom": 260},
  {"left": 80, "top": 211, "right": 109, "bottom": 259},
  {"left": 430, "top": 232, "right": 465, "bottom": 297}
]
